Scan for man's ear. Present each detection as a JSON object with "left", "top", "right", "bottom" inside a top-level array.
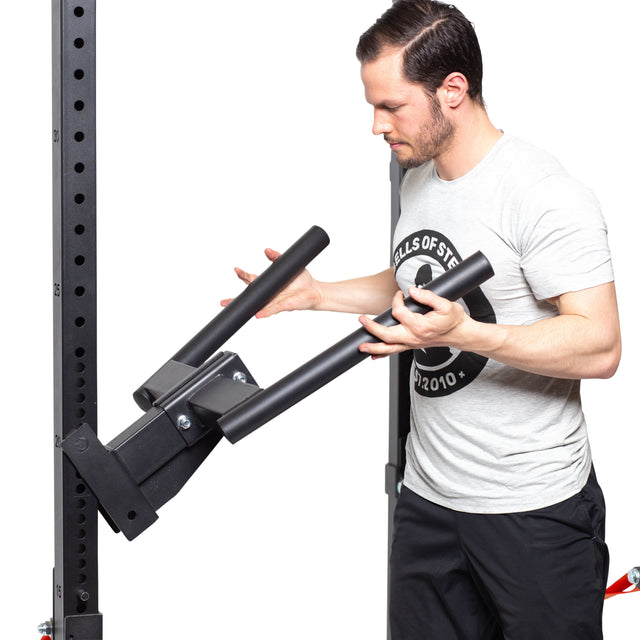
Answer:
[{"left": 439, "top": 72, "right": 468, "bottom": 108}]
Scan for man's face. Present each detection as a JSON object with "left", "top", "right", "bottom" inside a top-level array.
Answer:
[{"left": 361, "top": 48, "right": 454, "bottom": 169}]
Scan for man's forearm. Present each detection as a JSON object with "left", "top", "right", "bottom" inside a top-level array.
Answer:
[
  {"left": 457, "top": 313, "right": 621, "bottom": 379},
  {"left": 316, "top": 267, "right": 398, "bottom": 315}
]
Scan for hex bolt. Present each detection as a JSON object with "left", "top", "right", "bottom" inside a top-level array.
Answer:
[
  {"left": 37, "top": 619, "right": 53, "bottom": 635},
  {"left": 177, "top": 415, "right": 192, "bottom": 430},
  {"left": 628, "top": 567, "right": 640, "bottom": 587},
  {"left": 233, "top": 371, "right": 247, "bottom": 383}
]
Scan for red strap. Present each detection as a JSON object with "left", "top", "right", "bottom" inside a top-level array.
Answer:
[{"left": 605, "top": 571, "right": 640, "bottom": 599}]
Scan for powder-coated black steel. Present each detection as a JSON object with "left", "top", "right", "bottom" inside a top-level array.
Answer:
[{"left": 51, "top": 0, "right": 102, "bottom": 636}]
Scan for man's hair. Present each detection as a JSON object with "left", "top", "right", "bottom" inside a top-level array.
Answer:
[{"left": 356, "top": 0, "right": 484, "bottom": 104}]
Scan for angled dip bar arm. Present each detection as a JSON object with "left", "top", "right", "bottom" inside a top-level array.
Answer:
[{"left": 217, "top": 251, "right": 494, "bottom": 442}]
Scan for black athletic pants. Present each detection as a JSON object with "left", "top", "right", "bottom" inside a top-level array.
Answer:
[{"left": 389, "top": 468, "right": 609, "bottom": 640}]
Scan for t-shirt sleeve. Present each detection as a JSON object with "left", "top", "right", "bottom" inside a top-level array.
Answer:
[{"left": 518, "top": 173, "right": 614, "bottom": 300}]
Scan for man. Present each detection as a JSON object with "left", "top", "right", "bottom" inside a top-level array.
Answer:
[{"left": 224, "top": 1, "right": 621, "bottom": 638}]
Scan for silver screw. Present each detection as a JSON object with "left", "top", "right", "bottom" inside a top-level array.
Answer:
[
  {"left": 233, "top": 371, "right": 247, "bottom": 383},
  {"left": 37, "top": 619, "right": 53, "bottom": 635},
  {"left": 628, "top": 567, "right": 640, "bottom": 586},
  {"left": 78, "top": 590, "right": 90, "bottom": 602},
  {"left": 177, "top": 415, "right": 192, "bottom": 430}
]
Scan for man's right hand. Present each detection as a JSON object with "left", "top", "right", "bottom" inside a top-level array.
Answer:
[{"left": 220, "top": 247, "right": 323, "bottom": 318}]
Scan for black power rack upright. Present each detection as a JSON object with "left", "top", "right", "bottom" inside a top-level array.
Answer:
[{"left": 50, "top": 1, "right": 101, "bottom": 638}]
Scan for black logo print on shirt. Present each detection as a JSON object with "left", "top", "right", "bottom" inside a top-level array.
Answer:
[{"left": 393, "top": 230, "right": 496, "bottom": 397}]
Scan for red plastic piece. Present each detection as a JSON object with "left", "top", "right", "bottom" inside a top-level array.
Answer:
[{"left": 605, "top": 573, "right": 640, "bottom": 599}]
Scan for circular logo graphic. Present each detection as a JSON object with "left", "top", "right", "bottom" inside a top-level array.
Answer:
[{"left": 393, "top": 230, "right": 496, "bottom": 397}]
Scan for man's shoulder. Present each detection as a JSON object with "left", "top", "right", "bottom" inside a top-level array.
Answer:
[
  {"left": 498, "top": 134, "right": 565, "bottom": 182},
  {"left": 494, "top": 134, "right": 598, "bottom": 211}
]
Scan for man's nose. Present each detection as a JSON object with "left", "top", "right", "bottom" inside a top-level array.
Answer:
[{"left": 372, "top": 108, "right": 392, "bottom": 136}]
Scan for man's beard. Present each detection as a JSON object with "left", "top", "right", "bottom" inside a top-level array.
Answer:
[{"left": 392, "top": 96, "right": 454, "bottom": 169}]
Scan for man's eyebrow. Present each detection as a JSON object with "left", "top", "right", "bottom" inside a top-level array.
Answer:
[{"left": 371, "top": 100, "right": 405, "bottom": 109}]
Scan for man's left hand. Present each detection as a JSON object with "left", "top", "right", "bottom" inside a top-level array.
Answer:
[{"left": 357, "top": 287, "right": 468, "bottom": 358}]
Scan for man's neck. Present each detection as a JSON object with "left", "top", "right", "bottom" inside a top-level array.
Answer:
[{"left": 434, "top": 106, "right": 503, "bottom": 181}]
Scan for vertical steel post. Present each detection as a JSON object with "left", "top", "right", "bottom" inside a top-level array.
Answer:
[
  {"left": 52, "top": 0, "right": 102, "bottom": 638},
  {"left": 386, "top": 157, "right": 410, "bottom": 640}
]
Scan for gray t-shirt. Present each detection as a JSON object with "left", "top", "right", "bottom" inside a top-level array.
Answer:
[{"left": 393, "top": 132, "right": 614, "bottom": 514}]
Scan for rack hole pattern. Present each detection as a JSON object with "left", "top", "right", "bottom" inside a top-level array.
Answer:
[
  {"left": 52, "top": 0, "right": 100, "bottom": 627},
  {"left": 69, "top": 1, "right": 97, "bottom": 618}
]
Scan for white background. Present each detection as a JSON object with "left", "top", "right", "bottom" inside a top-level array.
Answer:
[{"left": 1, "top": 0, "right": 638, "bottom": 638}]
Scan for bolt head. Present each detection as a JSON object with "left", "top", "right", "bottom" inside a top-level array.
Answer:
[
  {"left": 177, "top": 415, "right": 192, "bottom": 430},
  {"left": 233, "top": 371, "right": 247, "bottom": 383},
  {"left": 37, "top": 620, "right": 53, "bottom": 634}
]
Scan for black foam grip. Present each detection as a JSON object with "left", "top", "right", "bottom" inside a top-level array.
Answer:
[{"left": 172, "top": 225, "right": 330, "bottom": 368}]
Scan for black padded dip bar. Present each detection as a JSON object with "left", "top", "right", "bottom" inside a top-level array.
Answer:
[
  {"left": 173, "top": 225, "right": 330, "bottom": 368},
  {"left": 218, "top": 251, "right": 494, "bottom": 443}
]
